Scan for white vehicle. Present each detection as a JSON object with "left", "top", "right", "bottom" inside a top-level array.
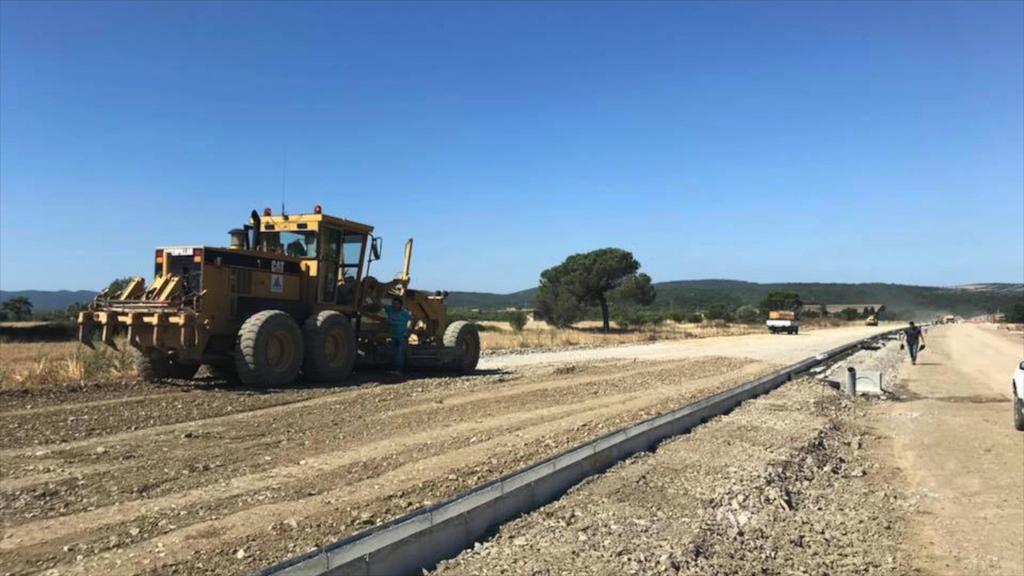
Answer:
[
  {"left": 1013, "top": 360, "right": 1024, "bottom": 431},
  {"left": 767, "top": 310, "right": 799, "bottom": 335}
]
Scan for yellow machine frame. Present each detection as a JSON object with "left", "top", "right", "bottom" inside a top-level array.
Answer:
[{"left": 79, "top": 208, "right": 457, "bottom": 366}]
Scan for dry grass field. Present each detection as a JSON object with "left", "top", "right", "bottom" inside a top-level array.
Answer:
[
  {"left": 477, "top": 319, "right": 764, "bottom": 351},
  {"left": 997, "top": 322, "right": 1024, "bottom": 335},
  {"left": 475, "top": 317, "right": 867, "bottom": 351},
  {"left": 0, "top": 318, "right": 872, "bottom": 388},
  {"left": 0, "top": 340, "right": 136, "bottom": 389}
]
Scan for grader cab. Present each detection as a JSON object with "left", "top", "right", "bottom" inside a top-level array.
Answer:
[{"left": 78, "top": 206, "right": 480, "bottom": 386}]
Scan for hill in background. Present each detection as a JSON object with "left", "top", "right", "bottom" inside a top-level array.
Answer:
[
  {"left": 0, "top": 290, "right": 99, "bottom": 312},
  {"left": 3, "top": 281, "right": 1021, "bottom": 320},
  {"left": 446, "top": 280, "right": 1023, "bottom": 319}
]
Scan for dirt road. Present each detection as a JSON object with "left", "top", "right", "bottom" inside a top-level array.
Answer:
[
  {"left": 480, "top": 324, "right": 894, "bottom": 370},
  {"left": 0, "top": 326, "right": 893, "bottom": 576},
  {"left": 879, "top": 324, "right": 1024, "bottom": 575}
]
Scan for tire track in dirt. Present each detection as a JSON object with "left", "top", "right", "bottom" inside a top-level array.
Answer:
[
  {"left": 0, "top": 360, "right": 713, "bottom": 495},
  {"left": 47, "top": 362, "right": 774, "bottom": 576},
  {"left": 4, "top": 361, "right": 767, "bottom": 542},
  {"left": 1, "top": 360, "right": 673, "bottom": 458},
  {"left": 1, "top": 357, "right": 771, "bottom": 576},
  {"left": 0, "top": 392, "right": 188, "bottom": 418},
  {"left": 0, "top": 385, "right": 357, "bottom": 453}
]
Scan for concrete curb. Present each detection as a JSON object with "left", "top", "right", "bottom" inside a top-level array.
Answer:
[{"left": 257, "top": 330, "right": 899, "bottom": 576}]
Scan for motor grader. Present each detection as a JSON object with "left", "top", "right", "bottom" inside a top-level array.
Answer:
[{"left": 78, "top": 206, "right": 480, "bottom": 386}]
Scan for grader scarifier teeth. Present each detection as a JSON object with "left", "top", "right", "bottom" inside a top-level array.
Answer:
[
  {"left": 76, "top": 312, "right": 116, "bottom": 349},
  {"left": 77, "top": 312, "right": 95, "bottom": 349},
  {"left": 102, "top": 320, "right": 118, "bottom": 349},
  {"left": 77, "top": 273, "right": 194, "bottom": 353}
]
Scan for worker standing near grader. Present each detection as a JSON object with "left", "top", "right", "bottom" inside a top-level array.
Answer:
[
  {"left": 77, "top": 205, "right": 480, "bottom": 386},
  {"left": 386, "top": 297, "right": 413, "bottom": 375}
]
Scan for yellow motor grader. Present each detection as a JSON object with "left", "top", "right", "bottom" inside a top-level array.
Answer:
[{"left": 78, "top": 206, "right": 480, "bottom": 386}]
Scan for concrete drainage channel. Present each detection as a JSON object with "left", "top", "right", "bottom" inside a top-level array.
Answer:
[{"left": 257, "top": 330, "right": 900, "bottom": 576}]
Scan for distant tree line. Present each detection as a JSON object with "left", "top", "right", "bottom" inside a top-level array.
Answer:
[
  {"left": 0, "top": 297, "right": 33, "bottom": 321},
  {"left": 0, "top": 278, "right": 133, "bottom": 323},
  {"left": 0, "top": 297, "right": 87, "bottom": 322},
  {"left": 476, "top": 249, "right": 1022, "bottom": 331}
]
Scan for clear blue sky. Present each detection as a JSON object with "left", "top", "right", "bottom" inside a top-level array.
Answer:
[{"left": 2, "top": 1, "right": 1022, "bottom": 293}]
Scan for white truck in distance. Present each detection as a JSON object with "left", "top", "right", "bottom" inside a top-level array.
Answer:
[{"left": 767, "top": 310, "right": 799, "bottom": 335}]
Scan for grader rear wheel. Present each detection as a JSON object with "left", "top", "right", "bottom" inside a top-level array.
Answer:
[
  {"left": 443, "top": 320, "right": 480, "bottom": 374},
  {"left": 234, "top": 310, "right": 304, "bottom": 387},
  {"left": 302, "top": 311, "right": 356, "bottom": 383}
]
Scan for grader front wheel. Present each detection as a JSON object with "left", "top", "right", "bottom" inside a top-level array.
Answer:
[
  {"left": 444, "top": 320, "right": 480, "bottom": 374},
  {"left": 302, "top": 311, "right": 356, "bottom": 383},
  {"left": 234, "top": 310, "right": 304, "bottom": 387}
]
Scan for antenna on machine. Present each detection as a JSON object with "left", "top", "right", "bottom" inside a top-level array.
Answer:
[{"left": 280, "top": 144, "right": 288, "bottom": 216}]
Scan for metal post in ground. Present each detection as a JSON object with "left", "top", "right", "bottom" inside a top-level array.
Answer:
[{"left": 846, "top": 366, "right": 857, "bottom": 396}]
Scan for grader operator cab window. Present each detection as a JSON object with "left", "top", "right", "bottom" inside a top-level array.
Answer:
[
  {"left": 320, "top": 228, "right": 342, "bottom": 303},
  {"left": 273, "top": 231, "right": 318, "bottom": 258},
  {"left": 259, "top": 231, "right": 317, "bottom": 257},
  {"left": 341, "top": 235, "right": 363, "bottom": 279},
  {"left": 337, "top": 233, "right": 365, "bottom": 305},
  {"left": 318, "top": 227, "right": 367, "bottom": 305}
]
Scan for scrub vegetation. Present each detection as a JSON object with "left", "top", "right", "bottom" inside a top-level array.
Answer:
[{"left": 0, "top": 340, "right": 136, "bottom": 389}]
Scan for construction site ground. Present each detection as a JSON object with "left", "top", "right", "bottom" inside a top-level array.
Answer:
[
  {"left": 435, "top": 323, "right": 1024, "bottom": 576},
  {"left": 879, "top": 323, "right": 1024, "bottom": 575},
  {"left": 4, "top": 324, "right": 1021, "bottom": 576}
]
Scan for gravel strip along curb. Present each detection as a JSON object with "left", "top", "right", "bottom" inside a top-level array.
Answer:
[
  {"left": 434, "top": 375, "right": 911, "bottom": 576},
  {"left": 257, "top": 330, "right": 899, "bottom": 576}
]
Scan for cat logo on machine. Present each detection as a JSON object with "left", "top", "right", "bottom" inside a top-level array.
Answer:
[
  {"left": 270, "top": 274, "right": 284, "bottom": 293},
  {"left": 270, "top": 260, "right": 285, "bottom": 273}
]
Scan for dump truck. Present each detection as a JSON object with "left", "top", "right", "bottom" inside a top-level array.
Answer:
[
  {"left": 78, "top": 206, "right": 480, "bottom": 386},
  {"left": 766, "top": 310, "right": 799, "bottom": 334}
]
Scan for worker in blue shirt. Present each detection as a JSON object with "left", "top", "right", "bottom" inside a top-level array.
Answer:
[{"left": 385, "top": 296, "right": 413, "bottom": 374}]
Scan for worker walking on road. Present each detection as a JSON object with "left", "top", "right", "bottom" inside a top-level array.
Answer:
[
  {"left": 904, "top": 321, "right": 926, "bottom": 365},
  {"left": 386, "top": 296, "right": 413, "bottom": 375}
]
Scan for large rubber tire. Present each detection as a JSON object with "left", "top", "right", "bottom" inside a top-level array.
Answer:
[
  {"left": 135, "top": 350, "right": 200, "bottom": 381},
  {"left": 1014, "top": 384, "right": 1024, "bottom": 432},
  {"left": 234, "top": 310, "right": 304, "bottom": 387},
  {"left": 302, "top": 311, "right": 356, "bottom": 383},
  {"left": 443, "top": 320, "right": 480, "bottom": 374}
]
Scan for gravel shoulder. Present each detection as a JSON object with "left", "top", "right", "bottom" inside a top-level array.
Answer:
[
  {"left": 434, "top": 375, "right": 913, "bottom": 576},
  {"left": 480, "top": 324, "right": 895, "bottom": 370}
]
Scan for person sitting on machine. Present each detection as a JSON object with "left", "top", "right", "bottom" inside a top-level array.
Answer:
[{"left": 286, "top": 239, "right": 306, "bottom": 257}]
